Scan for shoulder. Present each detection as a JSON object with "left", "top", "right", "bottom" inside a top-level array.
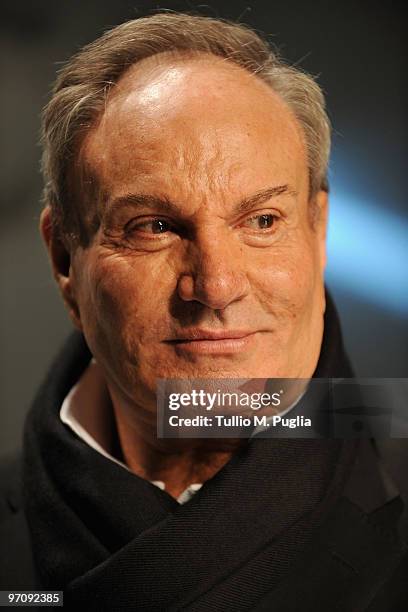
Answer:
[
  {"left": 373, "top": 439, "right": 408, "bottom": 511},
  {"left": 0, "top": 451, "right": 22, "bottom": 518},
  {"left": 0, "top": 450, "right": 37, "bottom": 589}
]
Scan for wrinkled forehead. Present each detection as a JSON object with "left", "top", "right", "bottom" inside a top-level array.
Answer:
[{"left": 80, "top": 53, "right": 309, "bottom": 206}]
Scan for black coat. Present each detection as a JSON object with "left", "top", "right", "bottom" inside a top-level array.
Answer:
[{"left": 2, "top": 437, "right": 408, "bottom": 610}]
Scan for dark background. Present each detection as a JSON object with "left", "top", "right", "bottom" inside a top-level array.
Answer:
[{"left": 1, "top": 0, "right": 406, "bottom": 454}]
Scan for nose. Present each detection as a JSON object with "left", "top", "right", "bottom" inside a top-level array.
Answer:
[{"left": 177, "top": 231, "right": 250, "bottom": 310}]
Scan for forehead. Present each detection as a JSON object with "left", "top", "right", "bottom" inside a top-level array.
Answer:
[{"left": 81, "top": 53, "right": 308, "bottom": 204}]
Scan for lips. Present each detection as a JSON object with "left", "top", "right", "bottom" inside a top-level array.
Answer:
[
  {"left": 165, "top": 329, "right": 258, "bottom": 355},
  {"left": 167, "top": 329, "right": 255, "bottom": 342}
]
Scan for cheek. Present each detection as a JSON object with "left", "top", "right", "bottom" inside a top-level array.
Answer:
[
  {"left": 80, "top": 254, "right": 173, "bottom": 354},
  {"left": 251, "top": 236, "right": 319, "bottom": 317}
]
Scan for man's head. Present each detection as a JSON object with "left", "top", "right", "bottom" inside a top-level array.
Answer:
[{"left": 40, "top": 13, "right": 330, "bottom": 410}]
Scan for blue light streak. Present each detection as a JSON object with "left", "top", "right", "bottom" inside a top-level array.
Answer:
[{"left": 326, "top": 191, "right": 408, "bottom": 316}]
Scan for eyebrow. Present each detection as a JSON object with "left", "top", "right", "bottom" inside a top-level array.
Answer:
[
  {"left": 105, "top": 184, "right": 297, "bottom": 219},
  {"left": 235, "top": 184, "right": 297, "bottom": 215}
]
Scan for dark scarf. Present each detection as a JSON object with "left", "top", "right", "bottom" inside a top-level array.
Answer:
[{"left": 23, "top": 291, "right": 359, "bottom": 611}]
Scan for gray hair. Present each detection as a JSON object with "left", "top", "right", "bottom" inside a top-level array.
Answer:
[{"left": 41, "top": 12, "right": 331, "bottom": 246}]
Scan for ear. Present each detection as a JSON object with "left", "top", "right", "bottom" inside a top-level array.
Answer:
[
  {"left": 313, "top": 190, "right": 329, "bottom": 272},
  {"left": 39, "top": 206, "right": 83, "bottom": 331}
]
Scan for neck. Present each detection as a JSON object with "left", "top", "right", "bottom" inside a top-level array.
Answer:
[{"left": 107, "top": 382, "right": 246, "bottom": 499}]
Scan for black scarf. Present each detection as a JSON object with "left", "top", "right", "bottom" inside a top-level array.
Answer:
[{"left": 23, "top": 292, "right": 359, "bottom": 611}]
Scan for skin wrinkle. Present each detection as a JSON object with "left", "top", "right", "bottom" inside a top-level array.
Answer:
[
  {"left": 41, "top": 53, "right": 328, "bottom": 497},
  {"left": 103, "top": 185, "right": 296, "bottom": 231}
]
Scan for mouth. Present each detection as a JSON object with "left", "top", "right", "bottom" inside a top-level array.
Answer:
[{"left": 164, "top": 329, "right": 258, "bottom": 355}]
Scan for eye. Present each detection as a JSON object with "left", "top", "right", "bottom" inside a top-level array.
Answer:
[
  {"left": 243, "top": 213, "right": 276, "bottom": 230},
  {"left": 126, "top": 217, "right": 173, "bottom": 235}
]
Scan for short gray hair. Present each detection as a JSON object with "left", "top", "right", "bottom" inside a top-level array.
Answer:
[{"left": 41, "top": 12, "right": 331, "bottom": 246}]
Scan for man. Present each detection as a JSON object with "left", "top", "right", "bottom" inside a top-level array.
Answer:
[{"left": 0, "top": 12, "right": 407, "bottom": 611}]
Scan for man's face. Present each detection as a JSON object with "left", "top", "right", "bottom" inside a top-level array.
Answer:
[{"left": 58, "top": 54, "right": 327, "bottom": 408}]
